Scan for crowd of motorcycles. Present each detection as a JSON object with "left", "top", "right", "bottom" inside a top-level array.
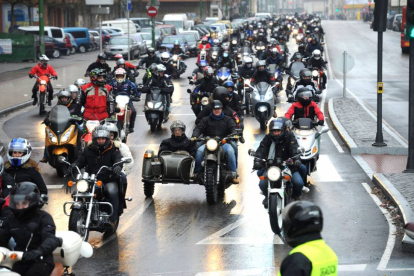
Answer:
[{"left": 0, "top": 13, "right": 331, "bottom": 276}]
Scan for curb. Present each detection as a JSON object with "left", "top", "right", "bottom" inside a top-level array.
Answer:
[
  {"left": 372, "top": 173, "right": 414, "bottom": 253},
  {"left": 328, "top": 98, "right": 408, "bottom": 155}
]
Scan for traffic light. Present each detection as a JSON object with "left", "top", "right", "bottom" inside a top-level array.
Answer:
[
  {"left": 373, "top": 0, "right": 388, "bottom": 32},
  {"left": 407, "top": 0, "right": 414, "bottom": 38},
  {"left": 335, "top": 8, "right": 339, "bottom": 12}
]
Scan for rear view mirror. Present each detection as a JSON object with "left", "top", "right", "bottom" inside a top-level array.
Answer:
[
  {"left": 121, "top": 157, "right": 132, "bottom": 164},
  {"left": 297, "top": 147, "right": 305, "bottom": 154},
  {"left": 187, "top": 76, "right": 192, "bottom": 80},
  {"left": 320, "top": 126, "right": 329, "bottom": 134},
  {"left": 248, "top": 149, "right": 256, "bottom": 156}
]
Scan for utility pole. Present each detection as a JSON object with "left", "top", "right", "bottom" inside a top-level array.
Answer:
[
  {"left": 226, "top": 0, "right": 228, "bottom": 19},
  {"left": 405, "top": 0, "right": 414, "bottom": 171},
  {"left": 151, "top": 0, "right": 155, "bottom": 48},
  {"left": 39, "top": 0, "right": 45, "bottom": 55},
  {"left": 200, "top": 0, "right": 203, "bottom": 21}
]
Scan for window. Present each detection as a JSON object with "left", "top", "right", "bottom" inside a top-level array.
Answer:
[
  {"left": 162, "top": 36, "right": 184, "bottom": 44},
  {"left": 69, "top": 31, "right": 87, "bottom": 39},
  {"left": 51, "top": 29, "right": 62, "bottom": 38}
]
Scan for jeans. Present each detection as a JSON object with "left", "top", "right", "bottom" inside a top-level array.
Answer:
[
  {"left": 13, "top": 261, "right": 54, "bottom": 276},
  {"left": 128, "top": 100, "right": 136, "bottom": 128},
  {"left": 105, "top": 182, "right": 119, "bottom": 222},
  {"left": 195, "top": 144, "right": 237, "bottom": 173},
  {"left": 121, "top": 172, "right": 128, "bottom": 194},
  {"left": 258, "top": 164, "right": 306, "bottom": 198}
]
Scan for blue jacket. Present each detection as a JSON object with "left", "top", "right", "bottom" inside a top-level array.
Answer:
[
  {"left": 266, "top": 55, "right": 284, "bottom": 65},
  {"left": 109, "top": 79, "right": 138, "bottom": 97},
  {"left": 246, "top": 30, "right": 254, "bottom": 36}
]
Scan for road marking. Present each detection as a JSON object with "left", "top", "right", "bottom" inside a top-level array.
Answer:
[
  {"left": 46, "top": 185, "right": 63, "bottom": 189},
  {"left": 311, "top": 155, "right": 343, "bottom": 182},
  {"left": 361, "top": 182, "right": 396, "bottom": 271},
  {"left": 196, "top": 217, "right": 284, "bottom": 245},
  {"left": 137, "top": 113, "right": 195, "bottom": 117}
]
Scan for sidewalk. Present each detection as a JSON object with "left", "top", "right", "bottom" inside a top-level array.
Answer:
[{"left": 328, "top": 95, "right": 414, "bottom": 252}]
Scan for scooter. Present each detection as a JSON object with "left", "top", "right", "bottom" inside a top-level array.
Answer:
[
  {"left": 268, "top": 64, "right": 283, "bottom": 95},
  {"left": 143, "top": 87, "right": 170, "bottom": 132},
  {"left": 0, "top": 231, "right": 93, "bottom": 276},
  {"left": 247, "top": 82, "right": 278, "bottom": 130},
  {"left": 285, "top": 61, "right": 306, "bottom": 96}
]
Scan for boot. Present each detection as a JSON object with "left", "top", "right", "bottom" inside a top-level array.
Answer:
[
  {"left": 47, "top": 98, "right": 52, "bottom": 106},
  {"left": 33, "top": 97, "right": 38, "bottom": 106}
]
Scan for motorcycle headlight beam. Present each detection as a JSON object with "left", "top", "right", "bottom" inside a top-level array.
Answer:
[
  {"left": 267, "top": 166, "right": 281, "bottom": 182},
  {"left": 77, "top": 180, "right": 89, "bottom": 193},
  {"left": 46, "top": 129, "right": 58, "bottom": 144},
  {"left": 206, "top": 139, "right": 218, "bottom": 151},
  {"left": 60, "top": 125, "right": 75, "bottom": 143}
]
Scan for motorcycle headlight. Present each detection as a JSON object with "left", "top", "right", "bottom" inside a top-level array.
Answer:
[
  {"left": 253, "top": 91, "right": 261, "bottom": 101},
  {"left": 290, "top": 78, "right": 295, "bottom": 85},
  {"left": 173, "top": 63, "right": 177, "bottom": 66},
  {"left": 77, "top": 180, "right": 89, "bottom": 193},
  {"left": 245, "top": 79, "right": 250, "bottom": 85},
  {"left": 206, "top": 139, "right": 218, "bottom": 151},
  {"left": 147, "top": 102, "right": 154, "bottom": 108},
  {"left": 61, "top": 125, "right": 75, "bottom": 143},
  {"left": 267, "top": 166, "right": 281, "bottom": 181},
  {"left": 264, "top": 90, "right": 274, "bottom": 101},
  {"left": 312, "top": 70, "right": 319, "bottom": 77},
  {"left": 201, "top": 97, "right": 209, "bottom": 105},
  {"left": 173, "top": 56, "right": 178, "bottom": 61},
  {"left": 293, "top": 30, "right": 298, "bottom": 35},
  {"left": 295, "top": 129, "right": 314, "bottom": 136},
  {"left": 232, "top": 40, "right": 237, "bottom": 44},
  {"left": 154, "top": 102, "right": 162, "bottom": 109},
  {"left": 275, "top": 72, "right": 278, "bottom": 78},
  {"left": 40, "top": 80, "right": 47, "bottom": 85},
  {"left": 46, "top": 129, "right": 58, "bottom": 144}
]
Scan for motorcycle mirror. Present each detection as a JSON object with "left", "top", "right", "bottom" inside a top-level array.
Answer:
[
  {"left": 121, "top": 157, "right": 132, "bottom": 164},
  {"left": 248, "top": 149, "right": 256, "bottom": 156},
  {"left": 320, "top": 126, "right": 329, "bottom": 134},
  {"left": 297, "top": 147, "right": 305, "bottom": 154},
  {"left": 187, "top": 89, "right": 192, "bottom": 93},
  {"left": 58, "top": 156, "right": 66, "bottom": 163},
  {"left": 241, "top": 105, "right": 247, "bottom": 110},
  {"left": 187, "top": 76, "right": 192, "bottom": 80},
  {"left": 404, "top": 223, "right": 414, "bottom": 240}
]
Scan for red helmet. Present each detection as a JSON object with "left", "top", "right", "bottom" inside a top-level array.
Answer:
[{"left": 114, "top": 54, "right": 123, "bottom": 60}]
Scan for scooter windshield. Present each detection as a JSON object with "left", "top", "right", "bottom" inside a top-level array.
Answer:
[
  {"left": 49, "top": 105, "right": 71, "bottom": 134},
  {"left": 217, "top": 67, "right": 231, "bottom": 79},
  {"left": 291, "top": 62, "right": 306, "bottom": 78},
  {"left": 256, "top": 82, "right": 271, "bottom": 95}
]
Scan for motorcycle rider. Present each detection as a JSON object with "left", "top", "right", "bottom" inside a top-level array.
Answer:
[
  {"left": 237, "top": 57, "right": 256, "bottom": 95},
  {"left": 266, "top": 48, "right": 285, "bottom": 89},
  {"left": 109, "top": 68, "right": 139, "bottom": 133},
  {"left": 290, "top": 68, "right": 319, "bottom": 99},
  {"left": 114, "top": 54, "right": 136, "bottom": 70},
  {"left": 68, "top": 84, "right": 81, "bottom": 107},
  {"left": 112, "top": 58, "right": 138, "bottom": 83},
  {"left": 191, "top": 67, "right": 218, "bottom": 116},
  {"left": 291, "top": 44, "right": 307, "bottom": 61},
  {"left": 142, "top": 63, "right": 158, "bottom": 84},
  {"left": 253, "top": 118, "right": 306, "bottom": 204},
  {"left": 160, "top": 52, "right": 175, "bottom": 76},
  {"left": 0, "top": 156, "right": 16, "bottom": 201},
  {"left": 278, "top": 201, "right": 338, "bottom": 276},
  {"left": 80, "top": 68, "right": 114, "bottom": 121},
  {"left": 191, "top": 60, "right": 208, "bottom": 85},
  {"left": 306, "top": 49, "right": 327, "bottom": 90},
  {"left": 222, "top": 81, "right": 245, "bottom": 144},
  {"left": 85, "top": 53, "right": 111, "bottom": 76},
  {"left": 251, "top": 60, "right": 276, "bottom": 86},
  {"left": 29, "top": 55, "right": 58, "bottom": 106},
  {"left": 170, "top": 40, "right": 185, "bottom": 55},
  {"left": 246, "top": 24, "right": 254, "bottom": 36},
  {"left": 67, "top": 125, "right": 123, "bottom": 231},
  {"left": 138, "top": 48, "right": 161, "bottom": 69},
  {"left": 306, "top": 37, "right": 323, "bottom": 57},
  {"left": 191, "top": 100, "right": 239, "bottom": 184},
  {"left": 0, "top": 182, "right": 60, "bottom": 276},
  {"left": 218, "top": 51, "right": 234, "bottom": 70},
  {"left": 285, "top": 88, "right": 325, "bottom": 124},
  {"left": 159, "top": 120, "right": 195, "bottom": 156},
  {"left": 197, "top": 36, "right": 211, "bottom": 64},
  {"left": 5, "top": 138, "right": 48, "bottom": 196}
]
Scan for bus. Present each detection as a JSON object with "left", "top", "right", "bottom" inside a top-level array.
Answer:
[{"left": 401, "top": 7, "right": 410, "bottom": 54}]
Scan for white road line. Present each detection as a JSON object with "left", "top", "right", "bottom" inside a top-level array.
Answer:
[
  {"left": 311, "top": 155, "right": 343, "bottom": 182},
  {"left": 352, "top": 155, "right": 375, "bottom": 179},
  {"left": 137, "top": 114, "right": 195, "bottom": 117},
  {"left": 46, "top": 185, "right": 63, "bottom": 189},
  {"left": 361, "top": 182, "right": 396, "bottom": 271},
  {"left": 338, "top": 264, "right": 367, "bottom": 271}
]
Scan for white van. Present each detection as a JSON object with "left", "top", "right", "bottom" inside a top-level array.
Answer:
[
  {"left": 255, "top": 13, "right": 272, "bottom": 20},
  {"left": 17, "top": 26, "right": 65, "bottom": 42},
  {"left": 162, "top": 14, "right": 188, "bottom": 32},
  {"left": 101, "top": 20, "right": 137, "bottom": 34}
]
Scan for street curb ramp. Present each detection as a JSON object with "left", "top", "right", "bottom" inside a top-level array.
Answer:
[{"left": 372, "top": 173, "right": 414, "bottom": 253}]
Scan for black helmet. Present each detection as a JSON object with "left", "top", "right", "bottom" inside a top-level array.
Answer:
[
  {"left": 297, "top": 87, "right": 313, "bottom": 106},
  {"left": 0, "top": 156, "right": 4, "bottom": 178},
  {"left": 211, "top": 100, "right": 223, "bottom": 110},
  {"left": 305, "top": 30, "right": 311, "bottom": 35},
  {"left": 148, "top": 47, "right": 155, "bottom": 56},
  {"left": 282, "top": 201, "right": 323, "bottom": 247},
  {"left": 9, "top": 182, "right": 41, "bottom": 219},
  {"left": 268, "top": 118, "right": 286, "bottom": 143},
  {"left": 298, "top": 44, "right": 305, "bottom": 52},
  {"left": 213, "top": 86, "right": 230, "bottom": 107},
  {"left": 97, "top": 53, "right": 107, "bottom": 64},
  {"left": 299, "top": 68, "right": 312, "bottom": 84},
  {"left": 92, "top": 125, "right": 111, "bottom": 149}
]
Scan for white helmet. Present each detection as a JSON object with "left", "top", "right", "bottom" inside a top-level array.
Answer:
[
  {"left": 104, "top": 122, "right": 119, "bottom": 140},
  {"left": 312, "top": 49, "right": 321, "bottom": 60},
  {"left": 161, "top": 52, "right": 170, "bottom": 63},
  {"left": 74, "top": 78, "right": 86, "bottom": 88},
  {"left": 39, "top": 55, "right": 49, "bottom": 61},
  {"left": 156, "top": 64, "right": 166, "bottom": 75},
  {"left": 115, "top": 68, "right": 126, "bottom": 83}
]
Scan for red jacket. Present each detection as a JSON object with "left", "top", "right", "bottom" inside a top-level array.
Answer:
[
  {"left": 285, "top": 101, "right": 324, "bottom": 121},
  {"left": 29, "top": 63, "right": 57, "bottom": 77},
  {"left": 81, "top": 82, "right": 112, "bottom": 121},
  {"left": 125, "top": 61, "right": 136, "bottom": 70}
]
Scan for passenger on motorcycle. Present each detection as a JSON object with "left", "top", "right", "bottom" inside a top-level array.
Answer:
[
  {"left": 68, "top": 84, "right": 81, "bottom": 106},
  {"left": 29, "top": 55, "right": 57, "bottom": 106},
  {"left": 112, "top": 58, "right": 138, "bottom": 82},
  {"left": 85, "top": 53, "right": 111, "bottom": 76},
  {"left": 80, "top": 68, "right": 114, "bottom": 121},
  {"left": 237, "top": 57, "right": 256, "bottom": 95},
  {"left": 160, "top": 52, "right": 175, "bottom": 76},
  {"left": 67, "top": 125, "right": 123, "bottom": 231},
  {"left": 0, "top": 182, "right": 60, "bottom": 276},
  {"left": 5, "top": 138, "right": 48, "bottom": 195},
  {"left": 306, "top": 37, "right": 323, "bottom": 57},
  {"left": 114, "top": 54, "right": 136, "bottom": 70},
  {"left": 253, "top": 118, "right": 306, "bottom": 204},
  {"left": 138, "top": 48, "right": 161, "bottom": 68},
  {"left": 290, "top": 68, "right": 318, "bottom": 99},
  {"left": 159, "top": 120, "right": 195, "bottom": 156},
  {"left": 191, "top": 100, "right": 239, "bottom": 184},
  {"left": 218, "top": 51, "right": 234, "bottom": 70},
  {"left": 142, "top": 63, "right": 158, "bottom": 84},
  {"left": 285, "top": 88, "right": 325, "bottom": 124},
  {"left": 306, "top": 49, "right": 327, "bottom": 90},
  {"left": 251, "top": 60, "right": 276, "bottom": 86},
  {"left": 109, "top": 68, "right": 139, "bottom": 133}
]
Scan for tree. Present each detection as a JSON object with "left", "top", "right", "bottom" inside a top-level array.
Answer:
[
  {"left": 22, "top": 0, "right": 39, "bottom": 25},
  {"left": 4, "top": 0, "right": 23, "bottom": 33}
]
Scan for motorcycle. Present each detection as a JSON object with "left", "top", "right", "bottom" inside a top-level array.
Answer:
[
  {"left": 187, "top": 86, "right": 211, "bottom": 116},
  {"left": 143, "top": 87, "right": 170, "bottom": 132},
  {"left": 171, "top": 54, "right": 187, "bottom": 79},
  {"left": 33, "top": 74, "right": 56, "bottom": 115},
  {"left": 216, "top": 67, "right": 232, "bottom": 86},
  {"left": 0, "top": 231, "right": 93, "bottom": 276},
  {"left": 141, "top": 134, "right": 240, "bottom": 204},
  {"left": 44, "top": 105, "right": 82, "bottom": 177},
  {"left": 198, "top": 49, "right": 209, "bottom": 64},
  {"left": 240, "top": 76, "right": 252, "bottom": 114},
  {"left": 310, "top": 66, "right": 326, "bottom": 90},
  {"left": 268, "top": 64, "right": 283, "bottom": 95},
  {"left": 292, "top": 118, "right": 329, "bottom": 182},
  {"left": 248, "top": 147, "right": 304, "bottom": 234},
  {"left": 209, "top": 46, "right": 221, "bottom": 70},
  {"left": 286, "top": 61, "right": 306, "bottom": 96},
  {"left": 115, "top": 93, "right": 134, "bottom": 143},
  {"left": 247, "top": 82, "right": 278, "bottom": 130},
  {"left": 61, "top": 157, "right": 132, "bottom": 241}
]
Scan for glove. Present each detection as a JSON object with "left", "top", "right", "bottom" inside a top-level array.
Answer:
[
  {"left": 23, "top": 250, "right": 42, "bottom": 261},
  {"left": 253, "top": 158, "right": 262, "bottom": 170},
  {"left": 66, "top": 164, "right": 76, "bottom": 175},
  {"left": 318, "top": 120, "right": 324, "bottom": 126},
  {"left": 29, "top": 74, "right": 34, "bottom": 78},
  {"left": 191, "top": 137, "right": 197, "bottom": 141},
  {"left": 113, "top": 166, "right": 122, "bottom": 175},
  {"left": 294, "top": 160, "right": 302, "bottom": 168}
]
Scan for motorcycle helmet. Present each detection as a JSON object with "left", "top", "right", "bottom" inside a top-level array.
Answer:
[
  {"left": 298, "top": 44, "right": 305, "bottom": 53},
  {"left": 282, "top": 201, "right": 323, "bottom": 247},
  {"left": 199, "top": 60, "right": 208, "bottom": 69},
  {"left": 305, "top": 30, "right": 311, "bottom": 35},
  {"left": 299, "top": 68, "right": 312, "bottom": 84},
  {"left": 92, "top": 125, "right": 111, "bottom": 149},
  {"left": 57, "top": 89, "right": 72, "bottom": 105},
  {"left": 311, "top": 37, "right": 317, "bottom": 44},
  {"left": 294, "top": 53, "right": 303, "bottom": 61},
  {"left": 223, "top": 80, "right": 235, "bottom": 96},
  {"left": 170, "top": 120, "right": 186, "bottom": 134},
  {"left": 9, "top": 182, "right": 41, "bottom": 219},
  {"left": 248, "top": 25, "right": 253, "bottom": 30},
  {"left": 271, "top": 48, "right": 279, "bottom": 59},
  {"left": 104, "top": 122, "right": 119, "bottom": 140},
  {"left": 244, "top": 57, "right": 253, "bottom": 69},
  {"left": 314, "top": 27, "right": 320, "bottom": 33},
  {"left": 0, "top": 156, "right": 4, "bottom": 178},
  {"left": 161, "top": 52, "right": 170, "bottom": 64},
  {"left": 115, "top": 68, "right": 127, "bottom": 83},
  {"left": 202, "top": 36, "right": 208, "bottom": 45},
  {"left": 173, "top": 40, "right": 180, "bottom": 48},
  {"left": 39, "top": 55, "right": 49, "bottom": 68},
  {"left": 312, "top": 49, "right": 321, "bottom": 60},
  {"left": 7, "top": 138, "right": 32, "bottom": 167},
  {"left": 116, "top": 58, "right": 126, "bottom": 68},
  {"left": 149, "top": 63, "right": 158, "bottom": 75},
  {"left": 203, "top": 66, "right": 214, "bottom": 80},
  {"left": 114, "top": 54, "right": 123, "bottom": 61},
  {"left": 222, "top": 51, "right": 229, "bottom": 59},
  {"left": 156, "top": 64, "right": 167, "bottom": 77},
  {"left": 213, "top": 86, "right": 231, "bottom": 106},
  {"left": 297, "top": 87, "right": 313, "bottom": 106},
  {"left": 213, "top": 39, "right": 220, "bottom": 46},
  {"left": 148, "top": 47, "right": 155, "bottom": 57},
  {"left": 211, "top": 99, "right": 224, "bottom": 110},
  {"left": 90, "top": 68, "right": 106, "bottom": 86},
  {"left": 97, "top": 53, "right": 107, "bottom": 64},
  {"left": 257, "top": 60, "right": 266, "bottom": 72},
  {"left": 268, "top": 118, "right": 286, "bottom": 143},
  {"left": 67, "top": 84, "right": 79, "bottom": 100},
  {"left": 74, "top": 78, "right": 86, "bottom": 88}
]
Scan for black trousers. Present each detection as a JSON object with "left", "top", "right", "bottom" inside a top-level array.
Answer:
[
  {"left": 105, "top": 182, "right": 119, "bottom": 222},
  {"left": 32, "top": 82, "right": 53, "bottom": 101},
  {"left": 128, "top": 101, "right": 136, "bottom": 128},
  {"left": 13, "top": 261, "right": 54, "bottom": 276}
]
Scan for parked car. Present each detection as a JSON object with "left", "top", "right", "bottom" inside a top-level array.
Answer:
[
  {"left": 141, "top": 27, "right": 168, "bottom": 49},
  {"left": 194, "top": 26, "right": 209, "bottom": 37},
  {"left": 160, "top": 35, "right": 188, "bottom": 53},
  {"left": 17, "top": 26, "right": 65, "bottom": 43},
  {"left": 138, "top": 32, "right": 153, "bottom": 48},
  {"left": 386, "top": 14, "right": 395, "bottom": 30},
  {"left": 88, "top": 30, "right": 102, "bottom": 50},
  {"left": 63, "top": 27, "right": 92, "bottom": 53},
  {"left": 204, "top": 17, "right": 219, "bottom": 24},
  {"left": 35, "top": 35, "right": 55, "bottom": 59},
  {"left": 104, "top": 36, "right": 140, "bottom": 60},
  {"left": 101, "top": 27, "right": 124, "bottom": 37},
  {"left": 102, "top": 20, "right": 137, "bottom": 34},
  {"left": 117, "top": 17, "right": 151, "bottom": 29},
  {"left": 130, "top": 33, "right": 148, "bottom": 56},
  {"left": 44, "top": 36, "right": 70, "bottom": 58},
  {"left": 393, "top": 14, "right": 402, "bottom": 31},
  {"left": 179, "top": 32, "right": 198, "bottom": 56},
  {"left": 156, "top": 24, "right": 177, "bottom": 35}
]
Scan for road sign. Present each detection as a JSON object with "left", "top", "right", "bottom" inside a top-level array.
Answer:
[
  {"left": 127, "top": 0, "right": 132, "bottom": 11},
  {"left": 335, "top": 52, "right": 355, "bottom": 73},
  {"left": 147, "top": 6, "right": 158, "bottom": 18},
  {"left": 86, "top": 0, "right": 114, "bottom": 4}
]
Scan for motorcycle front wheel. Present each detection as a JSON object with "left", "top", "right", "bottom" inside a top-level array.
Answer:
[
  {"left": 205, "top": 162, "right": 218, "bottom": 205},
  {"left": 259, "top": 112, "right": 266, "bottom": 131},
  {"left": 69, "top": 206, "right": 89, "bottom": 241},
  {"left": 39, "top": 93, "right": 45, "bottom": 116},
  {"left": 268, "top": 193, "right": 283, "bottom": 234}
]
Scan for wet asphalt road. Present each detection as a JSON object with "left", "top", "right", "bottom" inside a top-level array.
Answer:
[{"left": 1, "top": 20, "right": 414, "bottom": 275}]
